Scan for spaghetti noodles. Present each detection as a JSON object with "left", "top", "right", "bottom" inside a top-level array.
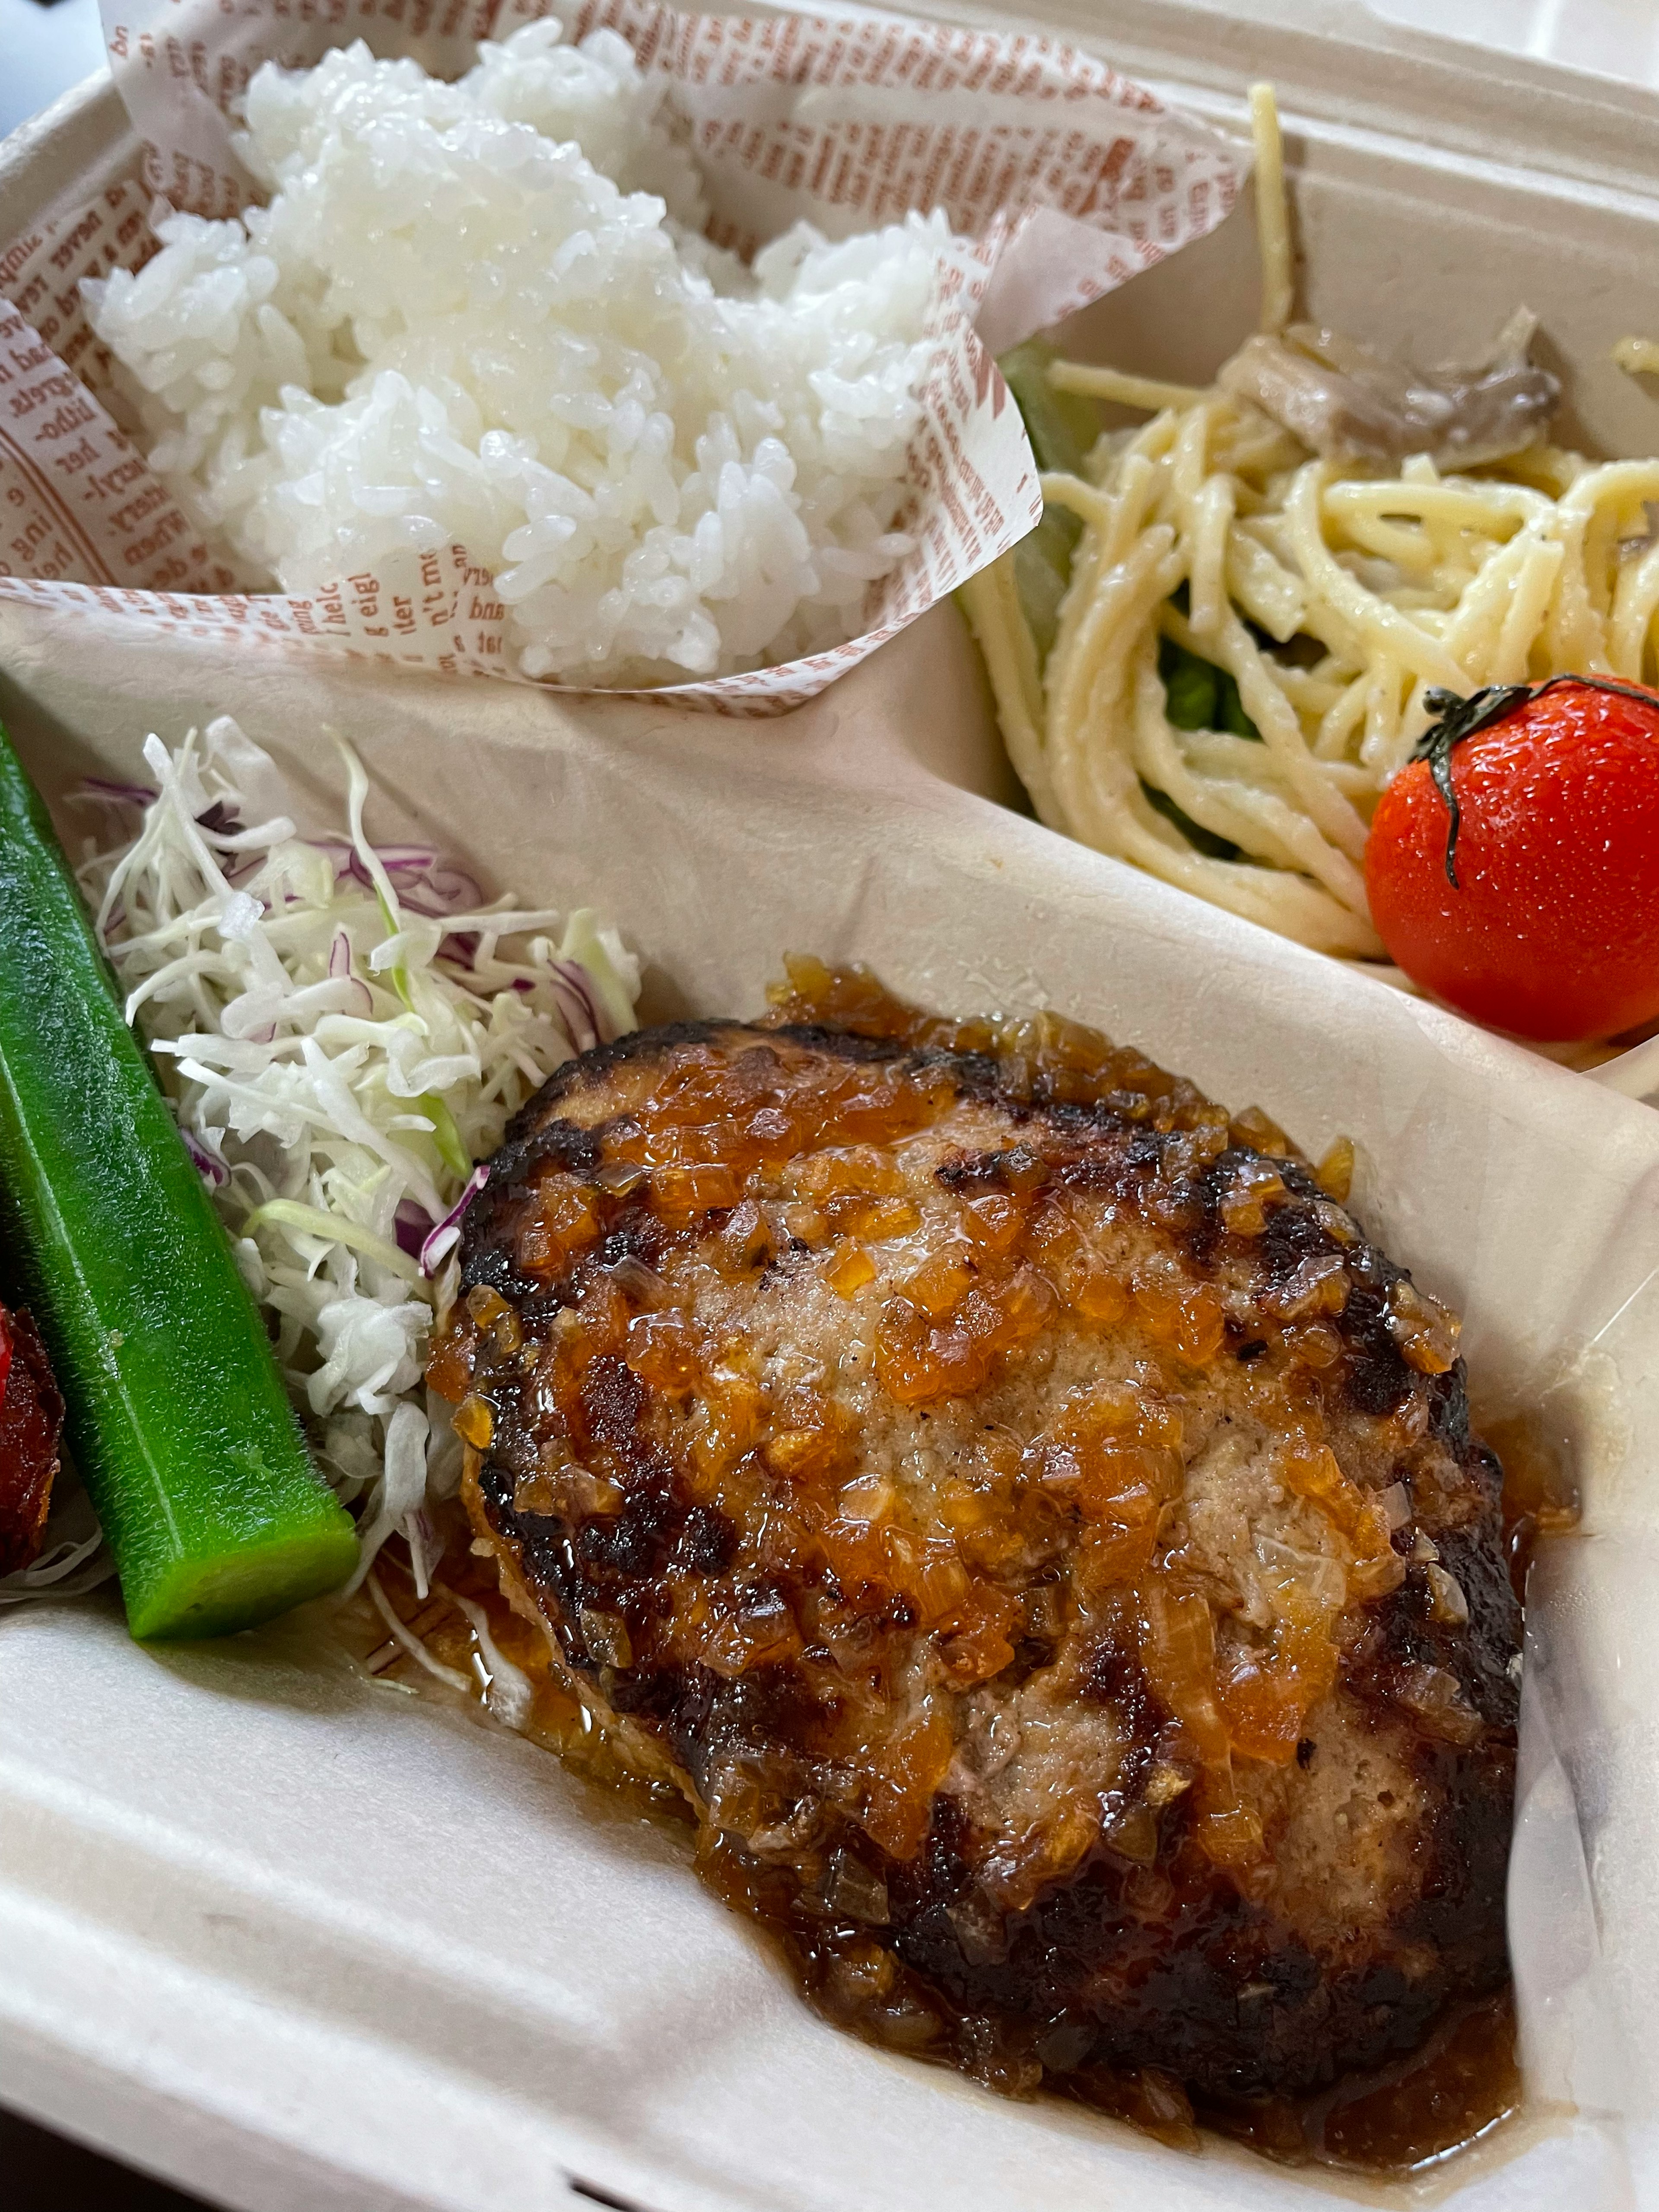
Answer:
[{"left": 963, "top": 87, "right": 1659, "bottom": 973}]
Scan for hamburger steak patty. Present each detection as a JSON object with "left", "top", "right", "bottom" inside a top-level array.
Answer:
[{"left": 433, "top": 963, "right": 1519, "bottom": 2112}]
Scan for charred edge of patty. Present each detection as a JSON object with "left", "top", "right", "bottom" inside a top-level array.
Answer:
[
  {"left": 877, "top": 1751, "right": 1513, "bottom": 2099},
  {"left": 487, "top": 1021, "right": 907, "bottom": 1173}
]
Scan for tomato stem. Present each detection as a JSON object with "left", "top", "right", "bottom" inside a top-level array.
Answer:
[{"left": 1412, "top": 675, "right": 1659, "bottom": 887}]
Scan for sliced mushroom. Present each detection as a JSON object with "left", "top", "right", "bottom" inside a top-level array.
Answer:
[{"left": 1218, "top": 311, "right": 1559, "bottom": 470}]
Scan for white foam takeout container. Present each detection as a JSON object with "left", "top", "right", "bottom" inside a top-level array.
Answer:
[{"left": 3, "top": 3, "right": 1659, "bottom": 2208}]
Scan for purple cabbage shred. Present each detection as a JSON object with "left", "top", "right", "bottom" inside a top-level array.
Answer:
[
  {"left": 181, "top": 1129, "right": 229, "bottom": 1188},
  {"left": 394, "top": 1199, "right": 434, "bottom": 1259},
  {"left": 420, "top": 1165, "right": 489, "bottom": 1277}
]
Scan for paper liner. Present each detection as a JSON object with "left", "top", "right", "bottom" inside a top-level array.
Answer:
[{"left": 0, "top": 0, "right": 1243, "bottom": 711}]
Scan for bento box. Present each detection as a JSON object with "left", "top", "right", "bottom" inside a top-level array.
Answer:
[{"left": 2, "top": 3, "right": 1659, "bottom": 2209}]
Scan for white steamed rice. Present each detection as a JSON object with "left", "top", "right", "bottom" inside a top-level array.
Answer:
[{"left": 84, "top": 22, "right": 969, "bottom": 687}]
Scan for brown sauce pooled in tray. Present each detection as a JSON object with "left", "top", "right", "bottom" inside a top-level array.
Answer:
[
  {"left": 1484, "top": 1411, "right": 1582, "bottom": 1600},
  {"left": 353, "top": 960, "right": 1571, "bottom": 2180}
]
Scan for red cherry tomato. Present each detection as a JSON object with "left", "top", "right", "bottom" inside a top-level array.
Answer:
[{"left": 1364, "top": 676, "right": 1659, "bottom": 1042}]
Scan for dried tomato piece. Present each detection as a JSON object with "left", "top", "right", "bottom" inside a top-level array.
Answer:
[{"left": 0, "top": 1304, "right": 64, "bottom": 1577}]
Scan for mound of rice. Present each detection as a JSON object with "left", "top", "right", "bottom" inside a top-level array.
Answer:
[{"left": 85, "top": 22, "right": 968, "bottom": 686}]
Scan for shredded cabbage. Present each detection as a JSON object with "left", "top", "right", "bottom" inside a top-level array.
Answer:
[
  {"left": 53, "top": 713, "right": 638, "bottom": 1600},
  {"left": 0, "top": 1483, "right": 114, "bottom": 1609}
]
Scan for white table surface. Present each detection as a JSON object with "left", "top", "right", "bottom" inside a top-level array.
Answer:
[{"left": 0, "top": 0, "right": 107, "bottom": 140}]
